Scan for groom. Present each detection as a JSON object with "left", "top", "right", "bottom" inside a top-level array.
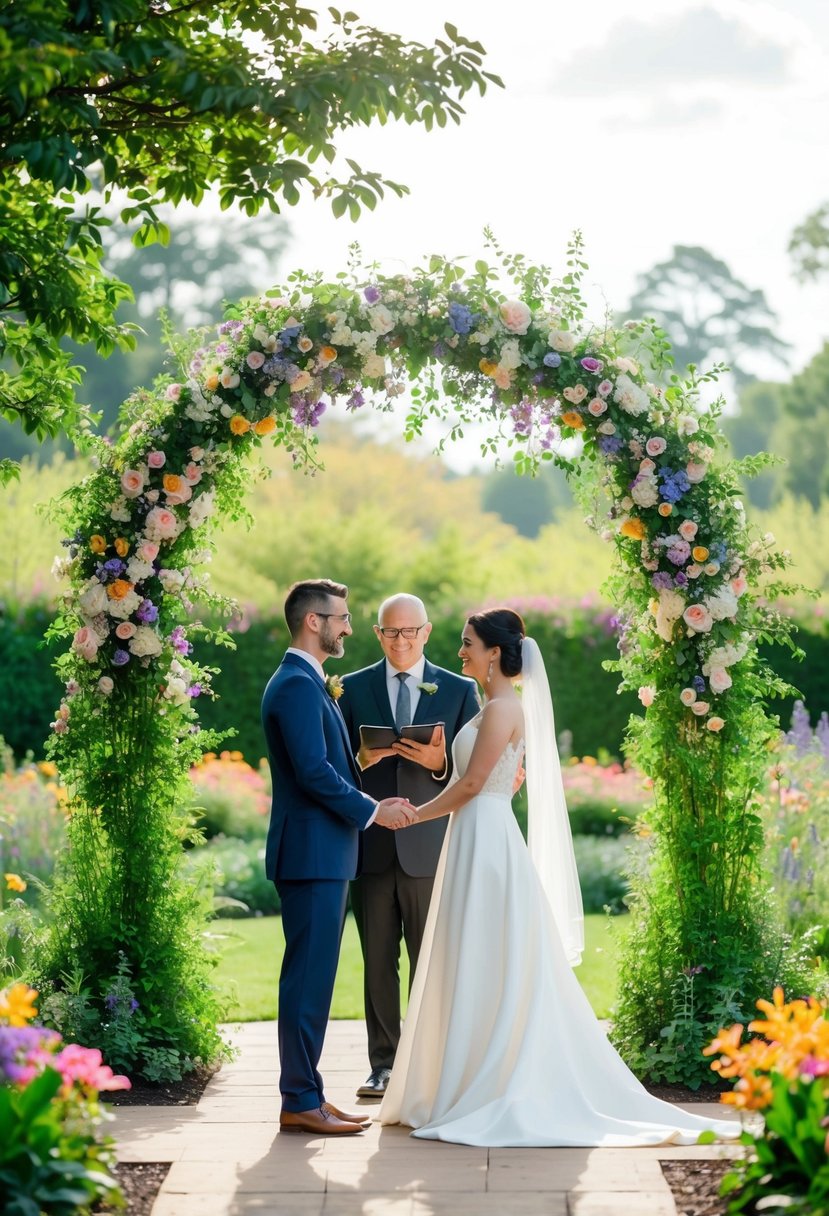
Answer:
[{"left": 262, "top": 579, "right": 416, "bottom": 1136}]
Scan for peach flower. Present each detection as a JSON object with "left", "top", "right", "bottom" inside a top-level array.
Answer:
[
  {"left": 499, "top": 299, "right": 532, "bottom": 334},
  {"left": 678, "top": 521, "right": 698, "bottom": 542},
  {"left": 680, "top": 688, "right": 696, "bottom": 706},
  {"left": 707, "top": 717, "right": 725, "bottom": 732},
  {"left": 121, "top": 469, "right": 145, "bottom": 498},
  {"left": 683, "top": 604, "right": 713, "bottom": 633}
]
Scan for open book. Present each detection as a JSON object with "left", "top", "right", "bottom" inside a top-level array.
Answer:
[{"left": 359, "top": 722, "right": 444, "bottom": 750}]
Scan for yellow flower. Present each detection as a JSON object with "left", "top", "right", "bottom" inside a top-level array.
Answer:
[
  {"left": 560, "top": 410, "right": 585, "bottom": 431},
  {"left": 114, "top": 537, "right": 129, "bottom": 557},
  {"left": 692, "top": 545, "right": 710, "bottom": 563},
  {"left": 479, "top": 358, "right": 498, "bottom": 376},
  {"left": 38, "top": 761, "right": 58, "bottom": 778},
  {"left": 620, "top": 518, "right": 646, "bottom": 540},
  {"left": 230, "top": 415, "right": 251, "bottom": 435},
  {"left": 253, "top": 416, "right": 276, "bottom": 436},
  {"left": 0, "top": 982, "right": 39, "bottom": 1026},
  {"left": 204, "top": 372, "right": 220, "bottom": 391},
  {"left": 107, "top": 578, "right": 133, "bottom": 600},
  {"left": 4, "top": 872, "right": 26, "bottom": 893},
  {"left": 90, "top": 534, "right": 107, "bottom": 554}
]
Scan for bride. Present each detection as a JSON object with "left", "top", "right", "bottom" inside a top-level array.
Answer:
[{"left": 379, "top": 607, "right": 736, "bottom": 1147}]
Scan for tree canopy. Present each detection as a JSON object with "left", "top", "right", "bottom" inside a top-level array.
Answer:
[{"left": 0, "top": 0, "right": 500, "bottom": 480}]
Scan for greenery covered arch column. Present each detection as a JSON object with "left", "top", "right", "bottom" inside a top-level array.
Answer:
[{"left": 43, "top": 240, "right": 805, "bottom": 1084}]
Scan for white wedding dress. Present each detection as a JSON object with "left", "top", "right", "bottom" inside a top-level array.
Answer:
[{"left": 379, "top": 714, "right": 737, "bottom": 1147}]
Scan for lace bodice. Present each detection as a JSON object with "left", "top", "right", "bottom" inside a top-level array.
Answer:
[{"left": 451, "top": 714, "right": 524, "bottom": 799}]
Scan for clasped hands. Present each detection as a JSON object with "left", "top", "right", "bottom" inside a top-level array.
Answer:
[{"left": 374, "top": 797, "right": 418, "bottom": 830}]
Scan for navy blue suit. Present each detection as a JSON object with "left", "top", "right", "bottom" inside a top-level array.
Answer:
[{"left": 262, "top": 651, "right": 376, "bottom": 1112}]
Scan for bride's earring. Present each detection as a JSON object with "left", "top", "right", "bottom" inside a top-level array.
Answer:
[{"left": 487, "top": 660, "right": 494, "bottom": 685}]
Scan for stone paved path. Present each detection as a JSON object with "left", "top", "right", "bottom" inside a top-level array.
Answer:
[{"left": 110, "top": 1021, "right": 742, "bottom": 1215}]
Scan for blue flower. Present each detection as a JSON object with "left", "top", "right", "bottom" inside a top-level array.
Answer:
[
  {"left": 112, "top": 650, "right": 130, "bottom": 667},
  {"left": 447, "top": 301, "right": 476, "bottom": 335},
  {"left": 543, "top": 352, "right": 562, "bottom": 368}
]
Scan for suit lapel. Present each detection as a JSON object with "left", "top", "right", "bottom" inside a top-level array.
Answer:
[
  {"left": 370, "top": 661, "right": 395, "bottom": 727},
  {"left": 412, "top": 659, "right": 441, "bottom": 724}
]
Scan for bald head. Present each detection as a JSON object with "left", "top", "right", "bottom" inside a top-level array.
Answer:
[
  {"left": 374, "top": 593, "right": 432, "bottom": 671},
  {"left": 377, "top": 593, "right": 427, "bottom": 625}
]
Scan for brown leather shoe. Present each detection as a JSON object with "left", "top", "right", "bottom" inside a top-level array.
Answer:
[
  {"left": 279, "top": 1106, "right": 365, "bottom": 1135},
  {"left": 322, "top": 1101, "right": 372, "bottom": 1127}
]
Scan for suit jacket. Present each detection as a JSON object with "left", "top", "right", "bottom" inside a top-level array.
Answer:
[
  {"left": 339, "top": 658, "right": 480, "bottom": 878},
  {"left": 262, "top": 652, "right": 376, "bottom": 882}
]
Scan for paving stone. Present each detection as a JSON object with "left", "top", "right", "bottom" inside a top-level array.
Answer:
[{"left": 568, "top": 1191, "right": 677, "bottom": 1215}]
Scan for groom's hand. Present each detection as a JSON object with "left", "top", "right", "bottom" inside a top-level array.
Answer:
[
  {"left": 391, "top": 724, "right": 446, "bottom": 772},
  {"left": 374, "top": 798, "right": 417, "bottom": 830}
]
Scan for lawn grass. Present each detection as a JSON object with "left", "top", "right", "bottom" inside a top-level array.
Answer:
[{"left": 209, "top": 911, "right": 625, "bottom": 1022}]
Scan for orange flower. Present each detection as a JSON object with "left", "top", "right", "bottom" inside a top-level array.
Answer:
[
  {"left": 4, "top": 872, "right": 26, "bottom": 893},
  {"left": 113, "top": 537, "right": 129, "bottom": 557},
  {"left": 107, "top": 579, "right": 133, "bottom": 600},
  {"left": 658, "top": 503, "right": 673, "bottom": 517},
  {"left": 479, "top": 358, "right": 498, "bottom": 376},
  {"left": 204, "top": 372, "right": 220, "bottom": 391},
  {"left": 163, "top": 473, "right": 183, "bottom": 494},
  {"left": 692, "top": 546, "right": 710, "bottom": 562},
  {"left": 0, "top": 982, "right": 39, "bottom": 1026},
  {"left": 253, "top": 416, "right": 276, "bottom": 436},
  {"left": 90, "top": 534, "right": 107, "bottom": 554},
  {"left": 230, "top": 415, "right": 251, "bottom": 435},
  {"left": 620, "top": 518, "right": 646, "bottom": 541},
  {"left": 319, "top": 345, "right": 338, "bottom": 364},
  {"left": 560, "top": 410, "right": 585, "bottom": 431}
]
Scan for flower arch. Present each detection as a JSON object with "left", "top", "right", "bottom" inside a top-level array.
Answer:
[{"left": 43, "top": 235, "right": 803, "bottom": 1084}]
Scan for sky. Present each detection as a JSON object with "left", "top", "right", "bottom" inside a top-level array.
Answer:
[{"left": 275, "top": 0, "right": 829, "bottom": 388}]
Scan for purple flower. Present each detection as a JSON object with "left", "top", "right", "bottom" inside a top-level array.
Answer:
[
  {"left": 692, "top": 675, "right": 707, "bottom": 694},
  {"left": 651, "top": 571, "right": 674, "bottom": 591},
  {"left": 509, "top": 400, "right": 535, "bottom": 436},
  {"left": 112, "top": 650, "right": 130, "bottom": 667},
  {"left": 674, "top": 571, "right": 688, "bottom": 587},
  {"left": 105, "top": 992, "right": 119, "bottom": 1012},
  {"left": 432, "top": 340, "right": 448, "bottom": 358},
  {"left": 447, "top": 301, "right": 476, "bottom": 335},
  {"left": 189, "top": 683, "right": 203, "bottom": 698},
  {"left": 169, "top": 626, "right": 192, "bottom": 656},
  {"left": 543, "top": 352, "right": 562, "bottom": 369},
  {"left": 346, "top": 390, "right": 365, "bottom": 411},
  {"left": 136, "top": 599, "right": 158, "bottom": 624},
  {"left": 666, "top": 541, "right": 691, "bottom": 566},
  {"left": 598, "top": 434, "right": 624, "bottom": 456},
  {"left": 364, "top": 285, "right": 381, "bottom": 305},
  {"left": 218, "top": 320, "right": 244, "bottom": 337},
  {"left": 292, "top": 399, "right": 327, "bottom": 428},
  {"left": 787, "top": 700, "right": 814, "bottom": 754},
  {"left": 580, "top": 357, "right": 603, "bottom": 374},
  {"left": 278, "top": 325, "right": 301, "bottom": 344}
]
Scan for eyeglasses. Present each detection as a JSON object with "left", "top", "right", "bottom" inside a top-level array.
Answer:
[
  {"left": 376, "top": 624, "right": 428, "bottom": 640},
  {"left": 315, "top": 612, "right": 352, "bottom": 623}
]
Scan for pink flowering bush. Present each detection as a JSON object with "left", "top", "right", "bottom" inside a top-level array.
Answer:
[
  {"left": 189, "top": 749, "right": 270, "bottom": 841},
  {"left": 0, "top": 982, "right": 128, "bottom": 1214}
]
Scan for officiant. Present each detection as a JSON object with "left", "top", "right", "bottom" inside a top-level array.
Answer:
[{"left": 339, "top": 593, "right": 479, "bottom": 1099}]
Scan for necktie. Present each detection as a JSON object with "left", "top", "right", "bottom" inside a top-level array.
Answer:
[{"left": 394, "top": 672, "right": 411, "bottom": 733}]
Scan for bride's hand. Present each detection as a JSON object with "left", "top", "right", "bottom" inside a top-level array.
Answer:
[
  {"left": 512, "top": 763, "right": 526, "bottom": 796},
  {"left": 391, "top": 724, "right": 446, "bottom": 772}
]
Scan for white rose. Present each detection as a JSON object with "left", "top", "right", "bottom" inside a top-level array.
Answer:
[
  {"left": 706, "top": 588, "right": 739, "bottom": 621},
  {"left": 368, "top": 304, "right": 395, "bottom": 334},
  {"left": 549, "top": 329, "right": 576, "bottom": 353},
  {"left": 597, "top": 420, "right": 617, "bottom": 435},
  {"left": 79, "top": 581, "right": 109, "bottom": 618},
  {"left": 106, "top": 589, "right": 141, "bottom": 620},
  {"left": 631, "top": 477, "right": 659, "bottom": 508},
  {"left": 129, "top": 627, "right": 164, "bottom": 658},
  {"left": 164, "top": 675, "right": 190, "bottom": 706},
  {"left": 676, "top": 414, "right": 700, "bottom": 437},
  {"left": 188, "top": 490, "right": 216, "bottom": 529},
  {"left": 708, "top": 667, "right": 733, "bottom": 694},
  {"left": 97, "top": 676, "right": 114, "bottom": 696},
  {"left": 655, "top": 588, "right": 686, "bottom": 642},
  {"left": 126, "top": 558, "right": 154, "bottom": 583},
  {"left": 613, "top": 374, "right": 650, "bottom": 417},
  {"left": 363, "top": 353, "right": 386, "bottom": 379}
]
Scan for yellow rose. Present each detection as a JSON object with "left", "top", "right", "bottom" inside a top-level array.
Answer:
[
  {"left": 692, "top": 546, "right": 710, "bottom": 562},
  {"left": 620, "top": 518, "right": 646, "bottom": 540},
  {"left": 90, "top": 534, "right": 107, "bottom": 554},
  {"left": 4, "top": 872, "right": 26, "bottom": 893},
  {"left": 479, "top": 358, "right": 498, "bottom": 376},
  {"left": 230, "top": 415, "right": 251, "bottom": 436},
  {"left": 560, "top": 410, "right": 585, "bottom": 431},
  {"left": 107, "top": 579, "right": 133, "bottom": 600},
  {"left": 114, "top": 537, "right": 129, "bottom": 557},
  {"left": 253, "top": 416, "right": 277, "bottom": 436}
]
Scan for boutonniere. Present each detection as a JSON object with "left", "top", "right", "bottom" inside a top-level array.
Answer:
[
  {"left": 325, "top": 674, "right": 344, "bottom": 701},
  {"left": 418, "top": 681, "right": 438, "bottom": 695}
]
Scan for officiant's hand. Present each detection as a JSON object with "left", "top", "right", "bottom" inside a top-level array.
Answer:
[
  {"left": 391, "top": 724, "right": 446, "bottom": 773},
  {"left": 357, "top": 743, "right": 397, "bottom": 770},
  {"left": 374, "top": 797, "right": 417, "bottom": 830}
]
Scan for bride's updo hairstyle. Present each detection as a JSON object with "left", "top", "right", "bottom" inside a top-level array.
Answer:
[{"left": 467, "top": 607, "right": 526, "bottom": 677}]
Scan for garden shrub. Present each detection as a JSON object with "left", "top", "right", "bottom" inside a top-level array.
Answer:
[
  {"left": 186, "top": 836, "right": 280, "bottom": 917},
  {"left": 573, "top": 835, "right": 639, "bottom": 914},
  {"left": 187, "top": 750, "right": 270, "bottom": 841}
]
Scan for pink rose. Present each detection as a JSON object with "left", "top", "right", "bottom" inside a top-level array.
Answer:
[
  {"left": 685, "top": 564, "right": 702, "bottom": 579},
  {"left": 97, "top": 676, "right": 114, "bottom": 696},
  {"left": 138, "top": 541, "right": 159, "bottom": 562},
  {"left": 645, "top": 437, "right": 666, "bottom": 457},
  {"left": 121, "top": 469, "right": 144, "bottom": 499},
  {"left": 638, "top": 686, "right": 656, "bottom": 707},
  {"left": 708, "top": 667, "right": 732, "bottom": 694},
  {"left": 72, "top": 626, "right": 100, "bottom": 662},
  {"left": 165, "top": 481, "right": 193, "bottom": 506},
  {"left": 165, "top": 383, "right": 182, "bottom": 401},
  {"left": 115, "top": 621, "right": 137, "bottom": 640},
  {"left": 691, "top": 701, "right": 710, "bottom": 716},
  {"left": 53, "top": 718, "right": 68, "bottom": 734},
  {"left": 678, "top": 521, "right": 698, "bottom": 542},
  {"left": 704, "top": 562, "right": 721, "bottom": 576},
  {"left": 683, "top": 604, "right": 713, "bottom": 633},
  {"left": 639, "top": 458, "right": 656, "bottom": 474},
  {"left": 499, "top": 300, "right": 532, "bottom": 334},
  {"left": 563, "top": 384, "right": 588, "bottom": 405},
  {"left": 587, "top": 398, "right": 607, "bottom": 416},
  {"left": 246, "top": 351, "right": 266, "bottom": 369},
  {"left": 493, "top": 367, "right": 512, "bottom": 390},
  {"left": 731, "top": 574, "right": 748, "bottom": 597},
  {"left": 145, "top": 489, "right": 160, "bottom": 504},
  {"left": 65, "top": 679, "right": 81, "bottom": 697},
  {"left": 597, "top": 379, "right": 613, "bottom": 398},
  {"left": 183, "top": 462, "right": 202, "bottom": 485},
  {"left": 190, "top": 446, "right": 205, "bottom": 460},
  {"left": 686, "top": 461, "right": 707, "bottom": 484},
  {"left": 707, "top": 717, "right": 725, "bottom": 732},
  {"left": 147, "top": 451, "right": 166, "bottom": 469},
  {"left": 144, "top": 506, "right": 181, "bottom": 542},
  {"left": 680, "top": 688, "right": 696, "bottom": 706}
]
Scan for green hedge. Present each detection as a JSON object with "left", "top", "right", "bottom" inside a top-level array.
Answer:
[{"left": 3, "top": 601, "right": 827, "bottom": 763}]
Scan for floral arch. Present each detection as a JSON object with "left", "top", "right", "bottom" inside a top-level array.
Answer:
[{"left": 42, "top": 236, "right": 801, "bottom": 1085}]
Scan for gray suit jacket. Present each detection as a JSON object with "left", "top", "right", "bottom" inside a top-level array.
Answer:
[{"left": 339, "top": 658, "right": 479, "bottom": 877}]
